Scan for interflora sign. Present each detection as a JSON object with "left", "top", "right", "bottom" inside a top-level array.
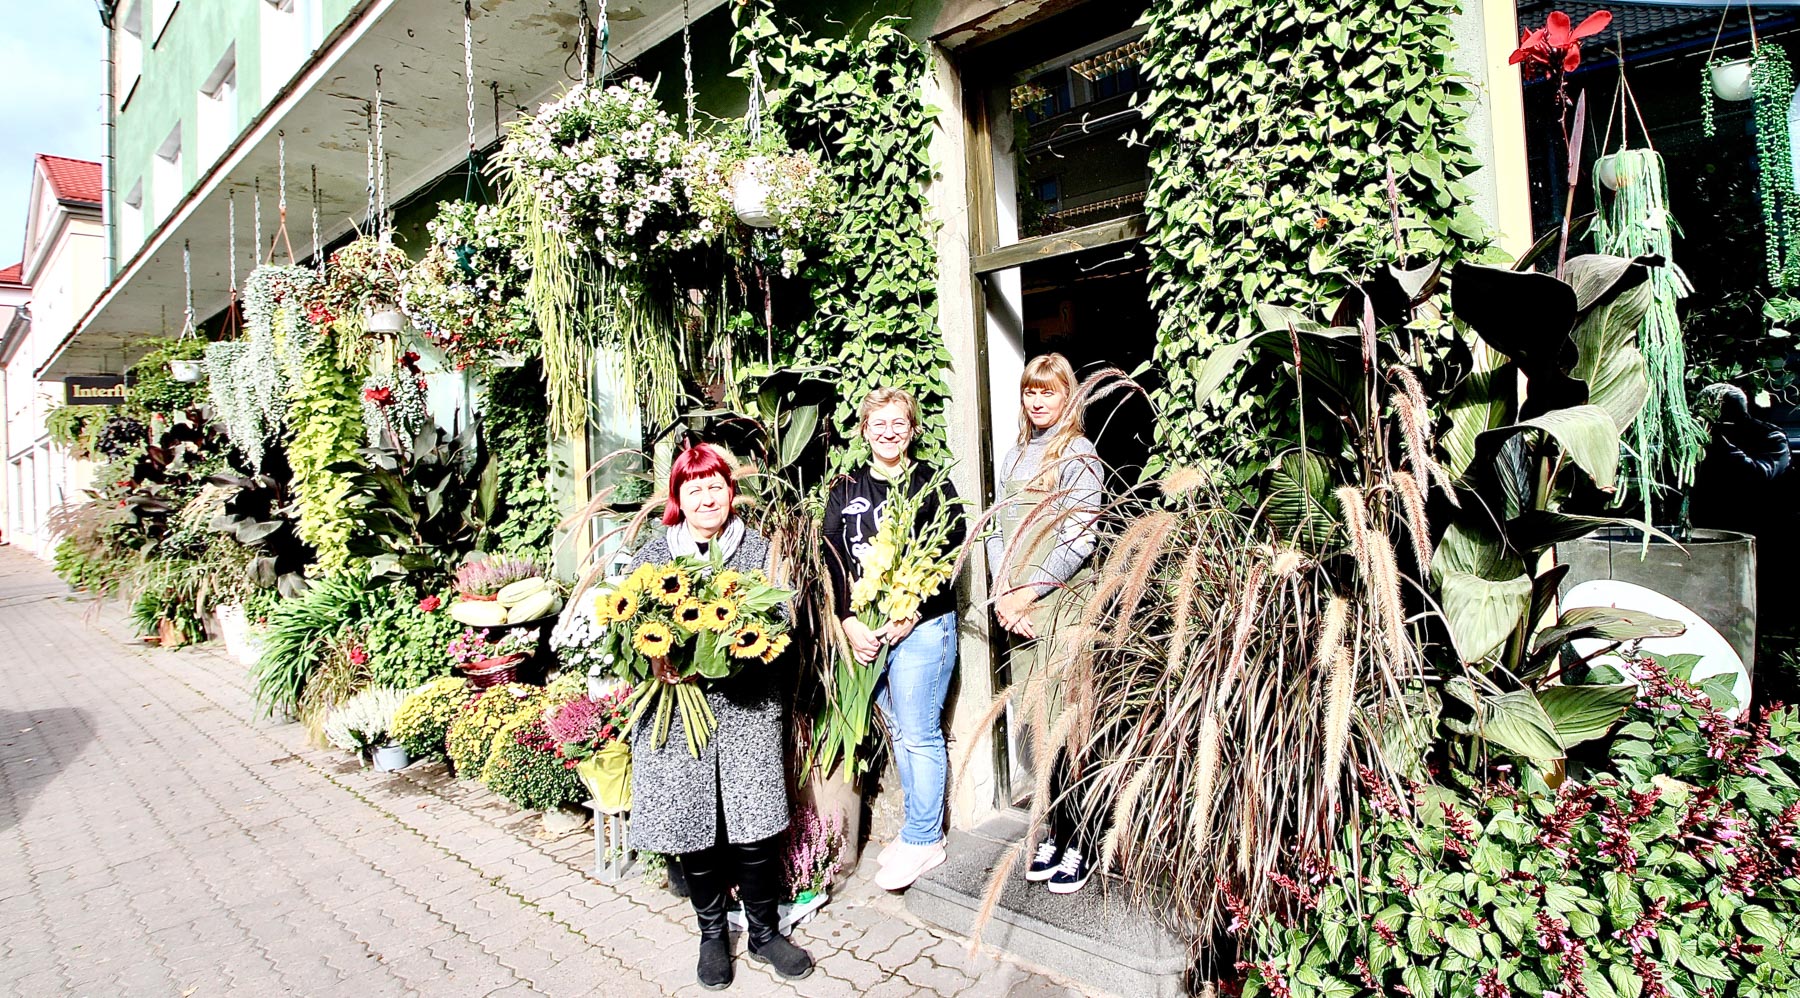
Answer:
[{"left": 64, "top": 375, "right": 127, "bottom": 406}]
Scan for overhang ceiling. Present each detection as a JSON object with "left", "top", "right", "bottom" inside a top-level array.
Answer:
[{"left": 41, "top": 0, "right": 724, "bottom": 379}]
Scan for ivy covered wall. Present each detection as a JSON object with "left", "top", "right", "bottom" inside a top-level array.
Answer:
[{"left": 1139, "top": 0, "right": 1495, "bottom": 472}]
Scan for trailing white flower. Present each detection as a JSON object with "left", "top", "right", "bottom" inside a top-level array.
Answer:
[
  {"left": 205, "top": 266, "right": 320, "bottom": 471},
  {"left": 358, "top": 371, "right": 431, "bottom": 448}
]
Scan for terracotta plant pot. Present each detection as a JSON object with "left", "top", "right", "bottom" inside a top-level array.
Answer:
[
  {"left": 156, "top": 618, "right": 187, "bottom": 649},
  {"left": 457, "top": 590, "right": 499, "bottom": 602}
]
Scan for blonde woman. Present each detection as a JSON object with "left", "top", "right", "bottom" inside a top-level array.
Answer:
[
  {"left": 983, "top": 352, "right": 1104, "bottom": 894},
  {"left": 822, "top": 387, "right": 966, "bottom": 891}
]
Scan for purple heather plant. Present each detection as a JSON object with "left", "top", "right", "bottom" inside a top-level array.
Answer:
[
  {"left": 453, "top": 555, "right": 544, "bottom": 597},
  {"left": 782, "top": 802, "right": 845, "bottom": 902}
]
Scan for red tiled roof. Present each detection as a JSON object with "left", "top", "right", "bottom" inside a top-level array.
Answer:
[
  {"left": 0, "top": 263, "right": 22, "bottom": 286},
  {"left": 38, "top": 155, "right": 102, "bottom": 206}
]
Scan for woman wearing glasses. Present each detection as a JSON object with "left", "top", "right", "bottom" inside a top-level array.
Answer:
[{"left": 822, "top": 386, "right": 966, "bottom": 891}]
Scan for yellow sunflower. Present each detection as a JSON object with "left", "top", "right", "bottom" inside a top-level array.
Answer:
[
  {"left": 592, "top": 592, "right": 615, "bottom": 625},
  {"left": 632, "top": 621, "right": 675, "bottom": 658},
  {"left": 759, "top": 632, "right": 792, "bottom": 664},
  {"left": 652, "top": 565, "right": 691, "bottom": 606},
  {"left": 673, "top": 598, "right": 706, "bottom": 633},
  {"left": 728, "top": 624, "right": 771, "bottom": 660},
  {"left": 603, "top": 588, "right": 639, "bottom": 624},
  {"left": 702, "top": 599, "right": 739, "bottom": 632},
  {"left": 713, "top": 569, "right": 745, "bottom": 597}
]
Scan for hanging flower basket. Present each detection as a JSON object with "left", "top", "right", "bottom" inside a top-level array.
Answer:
[
  {"left": 169, "top": 359, "right": 205, "bottom": 383},
  {"left": 1713, "top": 58, "right": 1755, "bottom": 101},
  {"left": 732, "top": 156, "right": 780, "bottom": 228},
  {"left": 363, "top": 306, "right": 405, "bottom": 334}
]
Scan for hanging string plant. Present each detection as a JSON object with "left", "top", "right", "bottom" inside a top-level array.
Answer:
[
  {"left": 208, "top": 263, "right": 321, "bottom": 470},
  {"left": 1751, "top": 45, "right": 1800, "bottom": 288},
  {"left": 1591, "top": 146, "right": 1708, "bottom": 511},
  {"left": 1700, "top": 7, "right": 1800, "bottom": 289}
]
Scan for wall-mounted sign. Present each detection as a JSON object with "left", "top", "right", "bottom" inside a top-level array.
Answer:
[{"left": 64, "top": 375, "right": 127, "bottom": 406}]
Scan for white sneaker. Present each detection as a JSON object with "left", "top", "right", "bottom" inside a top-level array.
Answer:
[
  {"left": 876, "top": 838, "right": 903, "bottom": 866},
  {"left": 874, "top": 841, "right": 946, "bottom": 891}
]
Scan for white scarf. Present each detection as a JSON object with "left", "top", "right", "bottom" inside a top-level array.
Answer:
[{"left": 666, "top": 516, "right": 746, "bottom": 563}]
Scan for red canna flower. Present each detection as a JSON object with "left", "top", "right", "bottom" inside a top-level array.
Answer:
[
  {"left": 363, "top": 386, "right": 394, "bottom": 406},
  {"left": 1511, "top": 10, "right": 1612, "bottom": 76},
  {"left": 418, "top": 594, "right": 442, "bottom": 612}
]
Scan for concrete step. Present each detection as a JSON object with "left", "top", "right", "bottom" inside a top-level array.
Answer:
[{"left": 904, "top": 809, "right": 1191, "bottom": 998}]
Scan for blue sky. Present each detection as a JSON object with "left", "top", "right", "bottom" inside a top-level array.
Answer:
[{"left": 0, "top": 3, "right": 106, "bottom": 270}]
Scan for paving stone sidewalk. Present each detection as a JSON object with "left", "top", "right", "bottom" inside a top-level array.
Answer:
[{"left": 0, "top": 548, "right": 1088, "bottom": 997}]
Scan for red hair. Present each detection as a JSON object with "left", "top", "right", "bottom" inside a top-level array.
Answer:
[{"left": 662, "top": 443, "right": 737, "bottom": 526}]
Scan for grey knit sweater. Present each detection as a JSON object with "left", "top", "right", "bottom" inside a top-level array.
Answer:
[{"left": 984, "top": 429, "right": 1104, "bottom": 595}]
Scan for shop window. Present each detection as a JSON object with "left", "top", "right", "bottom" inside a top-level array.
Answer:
[
  {"left": 197, "top": 46, "right": 237, "bottom": 169},
  {"left": 153, "top": 124, "right": 182, "bottom": 223}
]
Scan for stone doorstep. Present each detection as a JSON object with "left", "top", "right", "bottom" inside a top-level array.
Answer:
[{"left": 905, "top": 809, "right": 1190, "bottom": 998}]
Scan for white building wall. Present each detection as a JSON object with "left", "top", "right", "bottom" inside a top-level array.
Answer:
[{"left": 3, "top": 205, "right": 105, "bottom": 560}]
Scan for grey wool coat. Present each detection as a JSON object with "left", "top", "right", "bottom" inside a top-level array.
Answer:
[{"left": 624, "top": 528, "right": 791, "bottom": 854}]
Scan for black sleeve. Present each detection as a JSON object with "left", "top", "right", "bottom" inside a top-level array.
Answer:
[
  {"left": 933, "top": 471, "right": 967, "bottom": 558},
  {"left": 821, "top": 478, "right": 855, "bottom": 622}
]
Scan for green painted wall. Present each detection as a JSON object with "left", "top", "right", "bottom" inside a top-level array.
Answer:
[{"left": 114, "top": 0, "right": 360, "bottom": 253}]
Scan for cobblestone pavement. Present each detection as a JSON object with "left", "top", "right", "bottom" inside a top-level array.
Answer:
[{"left": 0, "top": 548, "right": 1088, "bottom": 997}]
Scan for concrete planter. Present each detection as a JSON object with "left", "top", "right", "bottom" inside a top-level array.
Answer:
[{"left": 1557, "top": 528, "right": 1757, "bottom": 669}]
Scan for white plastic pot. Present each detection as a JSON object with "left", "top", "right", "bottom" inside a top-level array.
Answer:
[
  {"left": 1712, "top": 58, "right": 1755, "bottom": 102},
  {"left": 216, "top": 603, "right": 251, "bottom": 660},
  {"left": 364, "top": 307, "right": 405, "bottom": 334},
  {"left": 732, "top": 157, "right": 778, "bottom": 229},
  {"left": 372, "top": 743, "right": 412, "bottom": 772},
  {"left": 1596, "top": 154, "right": 1621, "bottom": 192},
  {"left": 169, "top": 359, "right": 205, "bottom": 383}
]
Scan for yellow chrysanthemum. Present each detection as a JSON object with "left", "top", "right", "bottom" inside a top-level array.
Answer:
[
  {"left": 702, "top": 599, "right": 739, "bottom": 632},
  {"left": 713, "top": 569, "right": 744, "bottom": 597},
  {"left": 652, "top": 565, "right": 691, "bottom": 606},
  {"left": 632, "top": 621, "right": 675, "bottom": 657},
  {"left": 673, "top": 598, "right": 706, "bottom": 633},
  {"left": 759, "top": 632, "right": 792, "bottom": 664},
  {"left": 603, "top": 588, "right": 639, "bottom": 623},
  {"left": 729, "top": 625, "right": 771, "bottom": 660}
]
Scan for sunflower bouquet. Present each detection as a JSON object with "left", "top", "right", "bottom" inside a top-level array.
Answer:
[
  {"left": 816, "top": 463, "right": 964, "bottom": 781},
  {"left": 590, "top": 554, "right": 793, "bottom": 757}
]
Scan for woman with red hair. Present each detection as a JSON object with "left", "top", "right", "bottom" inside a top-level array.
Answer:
[{"left": 622, "top": 442, "right": 811, "bottom": 989}]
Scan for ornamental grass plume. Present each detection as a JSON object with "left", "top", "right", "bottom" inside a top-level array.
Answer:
[{"left": 959, "top": 457, "right": 1431, "bottom": 952}]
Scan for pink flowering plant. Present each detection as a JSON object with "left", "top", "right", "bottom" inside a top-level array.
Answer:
[
  {"left": 1233, "top": 664, "right": 1799, "bottom": 998},
  {"left": 544, "top": 686, "right": 634, "bottom": 766},
  {"left": 446, "top": 627, "right": 538, "bottom": 666},
  {"left": 780, "top": 802, "right": 845, "bottom": 902}
]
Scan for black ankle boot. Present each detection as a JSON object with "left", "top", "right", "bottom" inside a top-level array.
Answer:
[
  {"left": 682, "top": 847, "right": 734, "bottom": 990},
  {"left": 736, "top": 834, "right": 814, "bottom": 981}
]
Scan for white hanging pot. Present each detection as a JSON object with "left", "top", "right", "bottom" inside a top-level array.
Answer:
[
  {"left": 1712, "top": 58, "right": 1755, "bottom": 102},
  {"left": 489, "top": 352, "right": 527, "bottom": 369},
  {"left": 169, "top": 359, "right": 205, "bottom": 383},
  {"left": 731, "top": 157, "right": 778, "bottom": 229},
  {"left": 364, "top": 307, "right": 405, "bottom": 334}
]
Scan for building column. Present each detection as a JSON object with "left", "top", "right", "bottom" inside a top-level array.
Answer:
[{"left": 1452, "top": 0, "right": 1536, "bottom": 256}]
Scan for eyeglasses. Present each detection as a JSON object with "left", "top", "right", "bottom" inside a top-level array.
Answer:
[{"left": 868, "top": 420, "right": 912, "bottom": 434}]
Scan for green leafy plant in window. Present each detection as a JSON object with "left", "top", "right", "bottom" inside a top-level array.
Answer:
[{"left": 1138, "top": 0, "right": 1494, "bottom": 474}]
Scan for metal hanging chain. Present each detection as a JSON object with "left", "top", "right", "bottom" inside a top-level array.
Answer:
[
  {"left": 746, "top": 49, "right": 765, "bottom": 144},
  {"left": 597, "top": 0, "right": 609, "bottom": 85},
  {"left": 227, "top": 188, "right": 237, "bottom": 293},
  {"left": 374, "top": 66, "right": 389, "bottom": 240},
  {"left": 682, "top": 0, "right": 696, "bottom": 139},
  {"left": 311, "top": 165, "right": 322, "bottom": 275},
  {"left": 267, "top": 130, "right": 296, "bottom": 264},
  {"left": 181, "top": 239, "right": 195, "bottom": 338},
  {"left": 464, "top": 0, "right": 477, "bottom": 152},
  {"left": 365, "top": 102, "right": 377, "bottom": 229},
  {"left": 492, "top": 81, "right": 502, "bottom": 144},
  {"left": 578, "top": 0, "right": 591, "bottom": 84},
  {"left": 253, "top": 177, "right": 263, "bottom": 259}
]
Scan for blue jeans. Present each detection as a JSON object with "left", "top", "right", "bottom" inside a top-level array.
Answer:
[{"left": 875, "top": 611, "right": 958, "bottom": 846}]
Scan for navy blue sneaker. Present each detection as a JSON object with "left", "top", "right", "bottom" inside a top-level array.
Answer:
[
  {"left": 1025, "top": 839, "right": 1063, "bottom": 882},
  {"left": 1047, "top": 847, "right": 1091, "bottom": 894}
]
